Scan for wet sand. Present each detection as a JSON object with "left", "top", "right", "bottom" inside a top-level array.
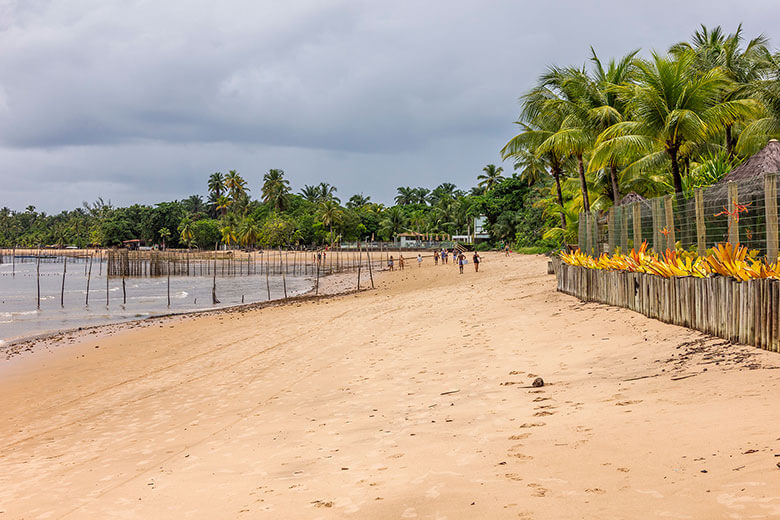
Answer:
[{"left": 1, "top": 253, "right": 779, "bottom": 519}]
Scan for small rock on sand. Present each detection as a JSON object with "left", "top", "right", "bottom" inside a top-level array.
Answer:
[{"left": 532, "top": 377, "right": 544, "bottom": 388}]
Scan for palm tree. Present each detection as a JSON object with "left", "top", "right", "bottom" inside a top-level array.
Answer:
[
  {"left": 671, "top": 25, "right": 772, "bottom": 159},
  {"left": 429, "top": 183, "right": 458, "bottom": 204},
  {"left": 182, "top": 194, "right": 206, "bottom": 216},
  {"left": 317, "top": 182, "right": 340, "bottom": 203},
  {"left": 159, "top": 227, "right": 171, "bottom": 250},
  {"left": 220, "top": 223, "right": 236, "bottom": 248},
  {"left": 346, "top": 193, "right": 371, "bottom": 208},
  {"left": 215, "top": 195, "right": 232, "bottom": 218},
  {"left": 237, "top": 216, "right": 261, "bottom": 247},
  {"left": 178, "top": 217, "right": 194, "bottom": 248},
  {"left": 394, "top": 187, "right": 416, "bottom": 205},
  {"left": 318, "top": 199, "right": 342, "bottom": 245},
  {"left": 591, "top": 52, "right": 760, "bottom": 194},
  {"left": 477, "top": 164, "right": 505, "bottom": 193},
  {"left": 208, "top": 172, "right": 225, "bottom": 200},
  {"left": 300, "top": 184, "right": 320, "bottom": 202},
  {"left": 379, "top": 206, "right": 407, "bottom": 239},
  {"left": 262, "top": 169, "right": 291, "bottom": 212},
  {"left": 224, "top": 170, "right": 249, "bottom": 201},
  {"left": 413, "top": 187, "right": 430, "bottom": 205}
]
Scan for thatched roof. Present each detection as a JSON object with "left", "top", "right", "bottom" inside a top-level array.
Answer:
[
  {"left": 720, "top": 139, "right": 780, "bottom": 183},
  {"left": 618, "top": 191, "right": 645, "bottom": 205}
]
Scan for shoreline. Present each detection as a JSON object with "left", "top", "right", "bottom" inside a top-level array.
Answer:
[{"left": 0, "top": 268, "right": 375, "bottom": 360}]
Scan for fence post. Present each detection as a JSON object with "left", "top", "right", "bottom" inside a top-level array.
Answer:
[
  {"left": 585, "top": 212, "right": 592, "bottom": 254},
  {"left": 652, "top": 198, "right": 662, "bottom": 253},
  {"left": 591, "top": 211, "right": 599, "bottom": 255},
  {"left": 765, "top": 173, "right": 778, "bottom": 262},
  {"left": 728, "top": 181, "right": 739, "bottom": 245},
  {"left": 695, "top": 188, "right": 706, "bottom": 256},
  {"left": 620, "top": 205, "right": 628, "bottom": 252},
  {"left": 664, "top": 194, "right": 676, "bottom": 251},
  {"left": 607, "top": 209, "right": 615, "bottom": 253},
  {"left": 632, "top": 202, "right": 642, "bottom": 249}
]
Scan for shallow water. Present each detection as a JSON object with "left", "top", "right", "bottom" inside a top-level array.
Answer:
[{"left": 0, "top": 258, "right": 313, "bottom": 343}]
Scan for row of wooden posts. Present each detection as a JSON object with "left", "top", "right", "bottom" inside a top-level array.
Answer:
[
  {"left": 11, "top": 246, "right": 385, "bottom": 311},
  {"left": 581, "top": 175, "right": 780, "bottom": 259},
  {"left": 555, "top": 260, "right": 780, "bottom": 353}
]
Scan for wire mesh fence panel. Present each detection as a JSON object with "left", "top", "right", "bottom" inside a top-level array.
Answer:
[{"left": 586, "top": 174, "right": 780, "bottom": 259}]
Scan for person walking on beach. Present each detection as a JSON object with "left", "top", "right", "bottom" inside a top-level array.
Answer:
[
  {"left": 417, "top": 253, "right": 423, "bottom": 267},
  {"left": 458, "top": 252, "right": 465, "bottom": 274},
  {"left": 442, "top": 249, "right": 448, "bottom": 264},
  {"left": 388, "top": 255, "right": 394, "bottom": 271},
  {"left": 505, "top": 245, "right": 510, "bottom": 256},
  {"left": 399, "top": 254, "right": 405, "bottom": 270},
  {"left": 434, "top": 250, "right": 439, "bottom": 265},
  {"left": 473, "top": 251, "right": 481, "bottom": 272}
]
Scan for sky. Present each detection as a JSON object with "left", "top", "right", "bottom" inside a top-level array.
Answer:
[{"left": 1, "top": 0, "right": 779, "bottom": 213}]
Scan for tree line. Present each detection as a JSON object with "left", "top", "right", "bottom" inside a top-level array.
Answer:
[
  {"left": 0, "top": 165, "right": 553, "bottom": 250},
  {"left": 502, "top": 24, "right": 780, "bottom": 244}
]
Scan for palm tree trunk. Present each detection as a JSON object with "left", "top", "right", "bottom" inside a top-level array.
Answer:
[
  {"left": 577, "top": 155, "right": 590, "bottom": 212},
  {"left": 725, "top": 125, "right": 735, "bottom": 161},
  {"left": 609, "top": 165, "right": 620, "bottom": 204},
  {"left": 669, "top": 147, "right": 683, "bottom": 194},
  {"left": 552, "top": 166, "right": 566, "bottom": 228}
]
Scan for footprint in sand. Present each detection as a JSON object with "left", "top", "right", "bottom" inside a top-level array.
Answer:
[
  {"left": 519, "top": 422, "right": 546, "bottom": 428},
  {"left": 533, "top": 411, "right": 555, "bottom": 417},
  {"left": 508, "top": 433, "right": 531, "bottom": 440},
  {"left": 585, "top": 488, "right": 606, "bottom": 495},
  {"left": 533, "top": 397, "right": 551, "bottom": 402},
  {"left": 527, "top": 483, "right": 548, "bottom": 497},
  {"left": 615, "top": 400, "right": 643, "bottom": 406},
  {"left": 505, "top": 473, "right": 523, "bottom": 481}
]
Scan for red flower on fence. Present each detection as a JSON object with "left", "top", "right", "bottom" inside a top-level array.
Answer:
[
  {"left": 660, "top": 227, "right": 671, "bottom": 237},
  {"left": 714, "top": 201, "right": 751, "bottom": 222}
]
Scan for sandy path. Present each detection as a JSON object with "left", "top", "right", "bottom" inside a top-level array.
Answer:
[{"left": 1, "top": 253, "right": 779, "bottom": 519}]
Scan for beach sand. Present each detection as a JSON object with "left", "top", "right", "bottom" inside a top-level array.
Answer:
[{"left": 1, "top": 253, "right": 779, "bottom": 519}]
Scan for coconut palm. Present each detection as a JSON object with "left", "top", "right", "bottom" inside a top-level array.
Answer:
[
  {"left": 412, "top": 187, "right": 430, "bottom": 205},
  {"left": 208, "top": 172, "right": 225, "bottom": 199},
  {"left": 394, "top": 187, "right": 416, "bottom": 205},
  {"left": 379, "top": 206, "right": 407, "bottom": 239},
  {"left": 346, "top": 193, "right": 371, "bottom": 208},
  {"left": 477, "top": 164, "right": 505, "bottom": 193},
  {"left": 159, "top": 227, "right": 171, "bottom": 250},
  {"left": 671, "top": 24, "right": 772, "bottom": 158},
  {"left": 300, "top": 184, "right": 320, "bottom": 202},
  {"left": 224, "top": 170, "right": 249, "bottom": 201},
  {"left": 178, "top": 217, "right": 194, "bottom": 247},
  {"left": 220, "top": 223, "right": 236, "bottom": 248},
  {"left": 317, "top": 182, "right": 340, "bottom": 203},
  {"left": 590, "top": 52, "right": 760, "bottom": 194},
  {"left": 262, "top": 169, "right": 291, "bottom": 212},
  {"left": 237, "top": 216, "right": 261, "bottom": 247},
  {"left": 215, "top": 195, "right": 232, "bottom": 219},
  {"left": 318, "top": 199, "right": 343, "bottom": 245}
]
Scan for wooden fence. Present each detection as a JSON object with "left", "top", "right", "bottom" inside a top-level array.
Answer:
[{"left": 556, "top": 262, "right": 780, "bottom": 353}]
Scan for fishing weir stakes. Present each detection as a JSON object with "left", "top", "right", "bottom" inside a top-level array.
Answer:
[{"left": 555, "top": 262, "right": 780, "bottom": 353}]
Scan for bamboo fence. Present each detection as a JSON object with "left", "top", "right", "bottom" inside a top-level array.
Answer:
[{"left": 556, "top": 262, "right": 780, "bottom": 353}]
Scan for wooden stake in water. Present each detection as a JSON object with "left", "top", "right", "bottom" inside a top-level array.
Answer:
[
  {"left": 266, "top": 254, "right": 271, "bottom": 300},
  {"left": 315, "top": 252, "right": 320, "bottom": 296},
  {"left": 280, "top": 247, "right": 287, "bottom": 299},
  {"left": 212, "top": 242, "right": 219, "bottom": 304},
  {"left": 36, "top": 250, "right": 41, "bottom": 310},
  {"left": 86, "top": 254, "right": 93, "bottom": 306},
  {"left": 122, "top": 275, "right": 127, "bottom": 305},
  {"left": 61, "top": 256, "right": 67, "bottom": 307},
  {"left": 167, "top": 255, "right": 171, "bottom": 308},
  {"left": 106, "top": 262, "right": 109, "bottom": 307}
]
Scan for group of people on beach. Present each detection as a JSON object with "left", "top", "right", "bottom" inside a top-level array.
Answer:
[{"left": 387, "top": 249, "right": 480, "bottom": 274}]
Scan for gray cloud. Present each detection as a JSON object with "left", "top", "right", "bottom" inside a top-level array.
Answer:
[{"left": 1, "top": 0, "right": 779, "bottom": 211}]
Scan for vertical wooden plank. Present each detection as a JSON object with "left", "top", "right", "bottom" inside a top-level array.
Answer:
[
  {"left": 728, "top": 181, "right": 739, "bottom": 245},
  {"left": 608, "top": 209, "right": 616, "bottom": 253},
  {"left": 585, "top": 212, "right": 592, "bottom": 254},
  {"left": 592, "top": 211, "right": 599, "bottom": 256},
  {"left": 632, "top": 202, "right": 642, "bottom": 250},
  {"left": 694, "top": 188, "right": 706, "bottom": 256},
  {"left": 765, "top": 173, "right": 778, "bottom": 262},
  {"left": 651, "top": 198, "right": 662, "bottom": 253},
  {"left": 664, "top": 194, "right": 676, "bottom": 251},
  {"left": 620, "top": 205, "right": 629, "bottom": 252}
]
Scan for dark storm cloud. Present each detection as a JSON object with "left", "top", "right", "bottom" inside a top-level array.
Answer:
[{"left": 1, "top": 0, "right": 779, "bottom": 211}]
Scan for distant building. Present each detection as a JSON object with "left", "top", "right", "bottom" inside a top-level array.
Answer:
[{"left": 452, "top": 216, "right": 490, "bottom": 244}]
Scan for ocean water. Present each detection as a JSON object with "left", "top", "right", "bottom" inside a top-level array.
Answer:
[{"left": 0, "top": 258, "right": 314, "bottom": 343}]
